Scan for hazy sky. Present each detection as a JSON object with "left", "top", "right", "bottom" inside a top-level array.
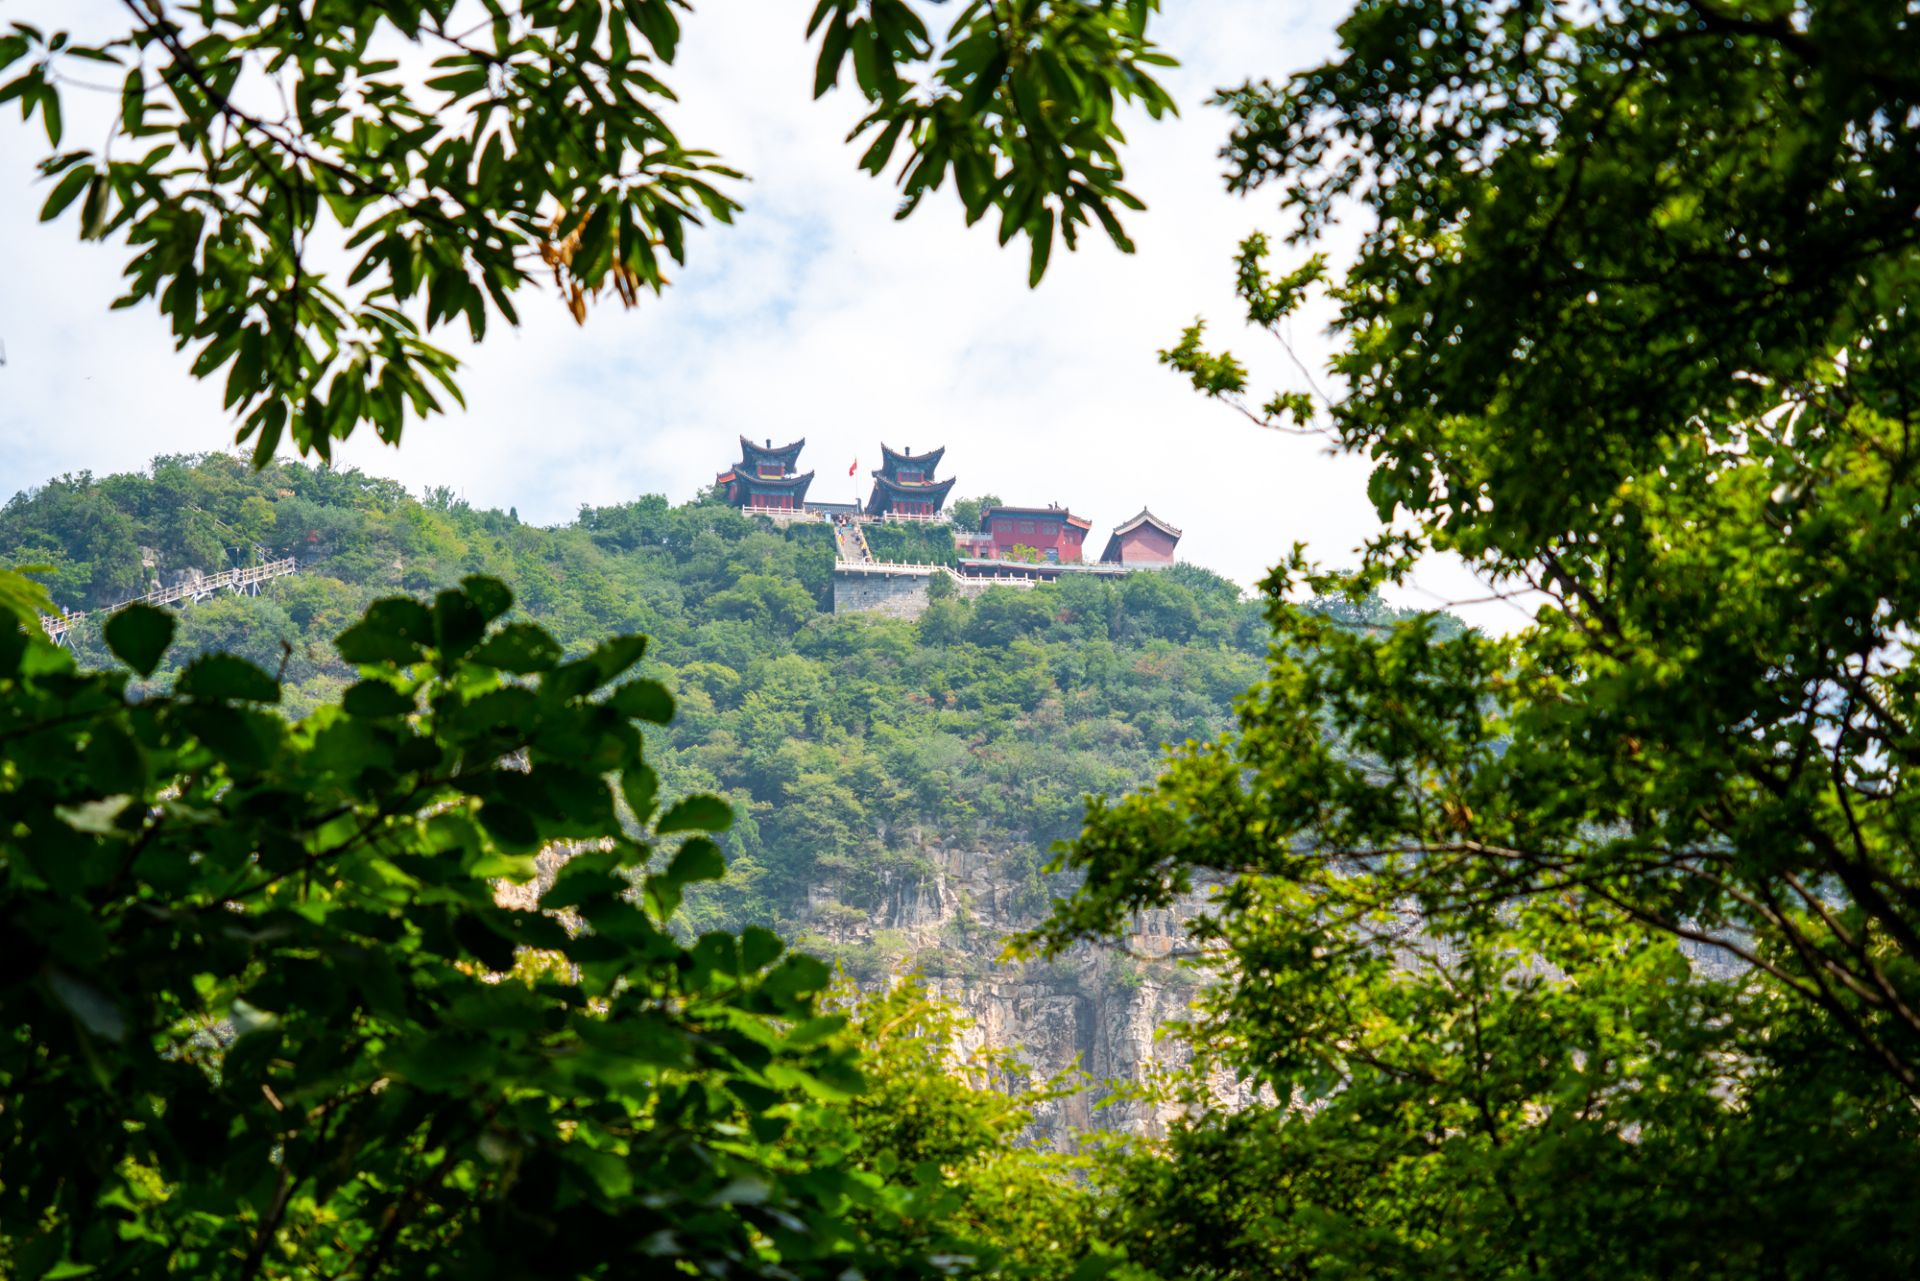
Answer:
[{"left": 0, "top": 1, "right": 1519, "bottom": 629}]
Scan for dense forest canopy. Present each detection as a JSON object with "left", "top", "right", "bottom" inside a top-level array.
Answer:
[{"left": 1, "top": 453, "right": 1356, "bottom": 970}]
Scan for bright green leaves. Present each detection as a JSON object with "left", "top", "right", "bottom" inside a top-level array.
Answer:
[
  {"left": 335, "top": 597, "right": 434, "bottom": 666},
  {"left": 645, "top": 799, "right": 732, "bottom": 917},
  {"left": 1050, "top": 0, "right": 1920, "bottom": 1267},
  {"left": 657, "top": 794, "right": 733, "bottom": 835},
  {"left": 1157, "top": 235, "right": 1329, "bottom": 435},
  {"left": 0, "top": 579, "right": 906, "bottom": 1278},
  {"left": 611, "top": 677, "right": 675, "bottom": 724},
  {"left": 102, "top": 601, "right": 174, "bottom": 676},
  {"left": 0, "top": 566, "right": 57, "bottom": 633},
  {"left": 812, "top": 0, "right": 1176, "bottom": 286},
  {"left": 6, "top": 6, "right": 740, "bottom": 461},
  {"left": 471, "top": 622, "right": 562, "bottom": 673},
  {"left": 646, "top": 835, "right": 728, "bottom": 919},
  {"left": 1160, "top": 319, "right": 1248, "bottom": 398},
  {"left": 8, "top": 2, "right": 1169, "bottom": 457}
]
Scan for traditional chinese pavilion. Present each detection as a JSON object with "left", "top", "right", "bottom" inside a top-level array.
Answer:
[
  {"left": 865, "top": 444, "right": 956, "bottom": 518},
  {"left": 979, "top": 504, "right": 1093, "bottom": 563},
  {"left": 1099, "top": 509, "right": 1182, "bottom": 566},
  {"left": 717, "top": 436, "right": 814, "bottom": 512}
]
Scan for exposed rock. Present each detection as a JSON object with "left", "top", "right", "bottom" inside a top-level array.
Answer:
[{"left": 802, "top": 844, "right": 1239, "bottom": 1145}]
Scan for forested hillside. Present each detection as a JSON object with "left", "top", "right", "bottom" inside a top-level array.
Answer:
[{"left": 3, "top": 454, "right": 1296, "bottom": 977}]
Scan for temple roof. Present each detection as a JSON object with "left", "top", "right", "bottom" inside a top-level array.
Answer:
[
  {"left": 878, "top": 442, "right": 945, "bottom": 476},
  {"left": 869, "top": 472, "right": 956, "bottom": 496},
  {"left": 1101, "top": 507, "right": 1182, "bottom": 563},
  {"left": 982, "top": 504, "right": 1093, "bottom": 530},
  {"left": 734, "top": 470, "right": 815, "bottom": 493},
  {"left": 1109, "top": 508, "right": 1182, "bottom": 539},
  {"left": 737, "top": 435, "right": 806, "bottom": 468},
  {"left": 865, "top": 473, "right": 956, "bottom": 515}
]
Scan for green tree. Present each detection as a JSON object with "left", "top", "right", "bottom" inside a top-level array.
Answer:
[
  {"left": 1034, "top": 0, "right": 1920, "bottom": 1270},
  {"left": 949, "top": 494, "right": 1004, "bottom": 532},
  {"left": 0, "top": 580, "right": 913, "bottom": 1278},
  {"left": 793, "top": 981, "right": 1121, "bottom": 1280},
  {"left": 1, "top": 2, "right": 1170, "bottom": 460}
]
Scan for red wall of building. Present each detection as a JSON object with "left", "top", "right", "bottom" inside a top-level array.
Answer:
[
  {"left": 1113, "top": 524, "right": 1178, "bottom": 564},
  {"left": 987, "top": 513, "right": 1088, "bottom": 563}
]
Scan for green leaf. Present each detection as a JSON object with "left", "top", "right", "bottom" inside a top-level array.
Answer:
[
  {"left": 46, "top": 969, "right": 126, "bottom": 1043},
  {"left": 740, "top": 926, "right": 783, "bottom": 971},
  {"left": 471, "top": 623, "right": 562, "bottom": 674},
  {"left": 621, "top": 761, "right": 659, "bottom": 824},
  {"left": 102, "top": 602, "right": 174, "bottom": 676},
  {"left": 586, "top": 634, "right": 649, "bottom": 685},
  {"left": 39, "top": 163, "right": 91, "bottom": 221},
  {"left": 336, "top": 598, "right": 433, "bottom": 665},
  {"left": 477, "top": 800, "right": 539, "bottom": 851},
  {"left": 656, "top": 794, "right": 733, "bottom": 835},
  {"left": 611, "top": 678, "right": 674, "bottom": 724},
  {"left": 83, "top": 722, "right": 146, "bottom": 794},
  {"left": 342, "top": 678, "right": 416, "bottom": 719},
  {"left": 177, "top": 653, "right": 281, "bottom": 703},
  {"left": 55, "top": 795, "right": 132, "bottom": 835},
  {"left": 462, "top": 575, "right": 513, "bottom": 621},
  {"left": 665, "top": 835, "right": 726, "bottom": 884}
]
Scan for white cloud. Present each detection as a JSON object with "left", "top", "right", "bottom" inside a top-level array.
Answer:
[{"left": 0, "top": 0, "right": 1521, "bottom": 629}]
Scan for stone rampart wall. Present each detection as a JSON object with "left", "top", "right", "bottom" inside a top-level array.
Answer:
[{"left": 833, "top": 571, "right": 932, "bottom": 619}]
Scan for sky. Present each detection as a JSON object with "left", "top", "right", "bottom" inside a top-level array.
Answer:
[{"left": 0, "top": 0, "right": 1521, "bottom": 629}]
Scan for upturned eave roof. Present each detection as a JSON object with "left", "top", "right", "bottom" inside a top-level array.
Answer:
[
  {"left": 1109, "top": 507, "right": 1183, "bottom": 539},
  {"left": 878, "top": 442, "right": 946, "bottom": 475},
  {"left": 735, "top": 470, "right": 815, "bottom": 493},
  {"left": 736, "top": 435, "right": 807, "bottom": 466}
]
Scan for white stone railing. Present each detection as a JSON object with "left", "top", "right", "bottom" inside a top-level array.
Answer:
[{"left": 42, "top": 558, "right": 300, "bottom": 644}]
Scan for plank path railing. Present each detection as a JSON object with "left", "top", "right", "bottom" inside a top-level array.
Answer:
[{"left": 42, "top": 558, "right": 299, "bottom": 643}]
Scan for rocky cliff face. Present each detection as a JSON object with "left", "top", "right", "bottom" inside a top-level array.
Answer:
[
  {"left": 505, "top": 839, "right": 1231, "bottom": 1146},
  {"left": 802, "top": 844, "right": 1231, "bottom": 1146}
]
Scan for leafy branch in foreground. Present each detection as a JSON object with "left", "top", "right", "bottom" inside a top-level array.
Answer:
[
  {"left": 811, "top": 0, "right": 1176, "bottom": 286},
  {"left": 1022, "top": 0, "right": 1920, "bottom": 1272},
  {"left": 2, "top": 1, "right": 1171, "bottom": 458},
  {"left": 0, "top": 579, "right": 923, "bottom": 1279}
]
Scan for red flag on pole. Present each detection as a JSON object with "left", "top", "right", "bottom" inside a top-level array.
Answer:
[{"left": 849, "top": 459, "right": 858, "bottom": 476}]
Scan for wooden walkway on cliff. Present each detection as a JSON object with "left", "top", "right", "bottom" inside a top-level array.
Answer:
[{"left": 43, "top": 558, "right": 300, "bottom": 645}]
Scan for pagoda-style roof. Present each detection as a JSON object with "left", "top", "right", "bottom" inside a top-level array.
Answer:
[
  {"left": 1110, "top": 508, "right": 1182, "bottom": 539},
  {"left": 982, "top": 504, "right": 1093, "bottom": 530},
  {"left": 719, "top": 466, "right": 815, "bottom": 509},
  {"left": 737, "top": 435, "right": 806, "bottom": 470},
  {"left": 865, "top": 472, "right": 956, "bottom": 516},
  {"left": 877, "top": 442, "right": 945, "bottom": 477},
  {"left": 734, "top": 470, "right": 814, "bottom": 493}
]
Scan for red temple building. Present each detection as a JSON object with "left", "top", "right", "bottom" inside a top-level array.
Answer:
[
  {"left": 716, "top": 436, "right": 814, "bottom": 512},
  {"left": 865, "top": 444, "right": 956, "bottom": 518},
  {"left": 1099, "top": 509, "right": 1182, "bottom": 566},
  {"left": 979, "top": 504, "right": 1093, "bottom": 563}
]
